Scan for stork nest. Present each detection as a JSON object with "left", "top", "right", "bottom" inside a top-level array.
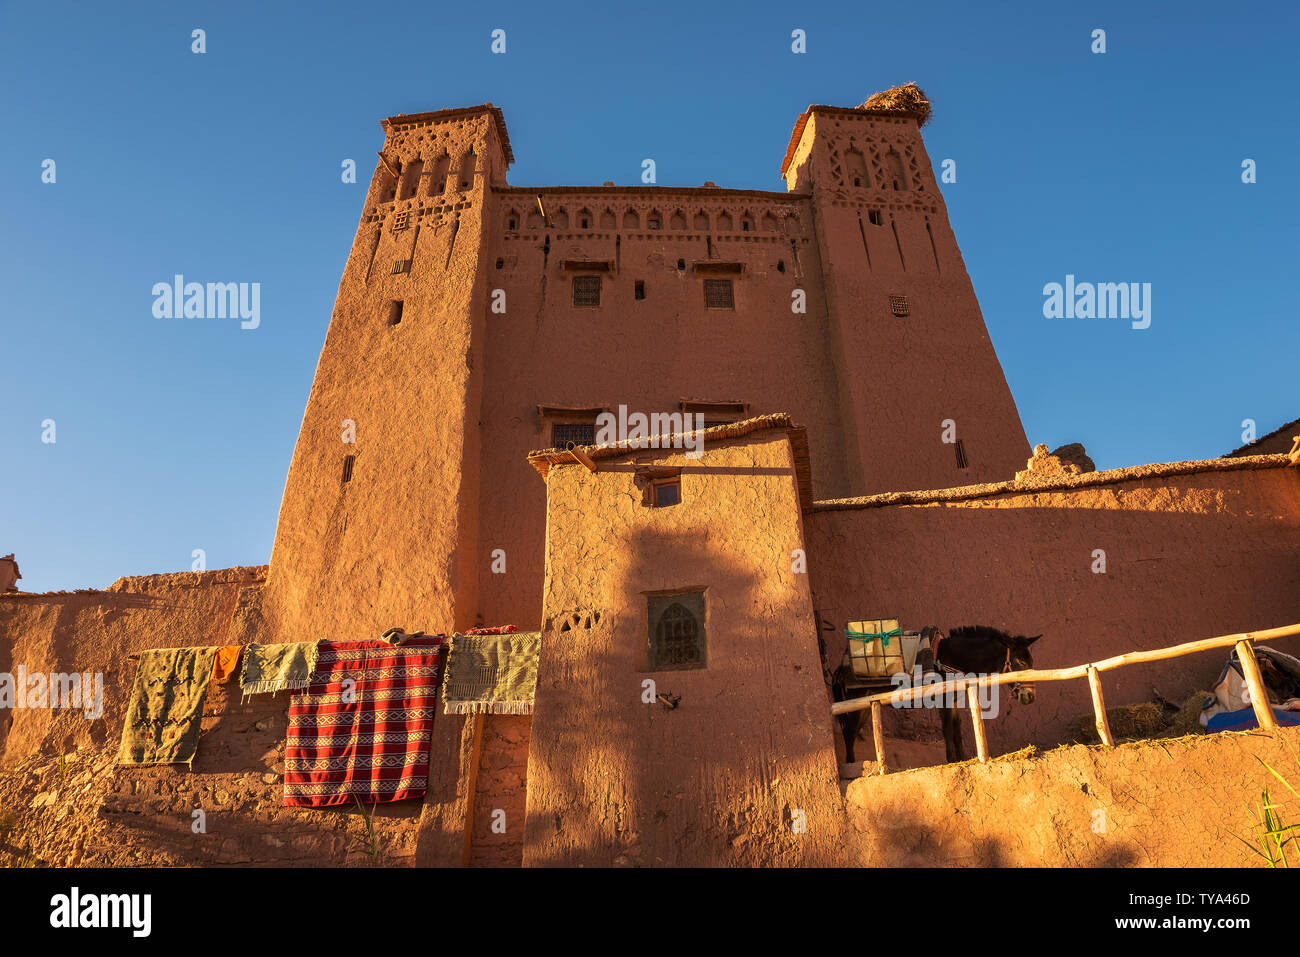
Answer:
[{"left": 859, "top": 83, "right": 932, "bottom": 127}]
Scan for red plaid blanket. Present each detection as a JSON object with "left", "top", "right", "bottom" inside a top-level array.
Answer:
[{"left": 283, "top": 636, "right": 446, "bottom": 807}]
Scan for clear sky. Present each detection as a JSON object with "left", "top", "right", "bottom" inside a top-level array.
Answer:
[{"left": 2, "top": 1, "right": 1296, "bottom": 593}]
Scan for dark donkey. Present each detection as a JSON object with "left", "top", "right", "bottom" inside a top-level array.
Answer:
[{"left": 832, "top": 625, "right": 1041, "bottom": 764}]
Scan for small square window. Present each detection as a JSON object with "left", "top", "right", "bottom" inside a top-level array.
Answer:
[
  {"left": 341, "top": 454, "right": 356, "bottom": 484},
  {"left": 392, "top": 209, "right": 410, "bottom": 231},
  {"left": 634, "top": 280, "right": 646, "bottom": 300},
  {"left": 868, "top": 210, "right": 884, "bottom": 226},
  {"left": 648, "top": 216, "right": 661, "bottom": 229},
  {"left": 647, "top": 591, "right": 706, "bottom": 671},
  {"left": 387, "top": 300, "right": 404, "bottom": 325},
  {"left": 391, "top": 259, "right": 411, "bottom": 275},
  {"left": 703, "top": 279, "right": 734, "bottom": 310},
  {"left": 651, "top": 478, "right": 680, "bottom": 508},
  {"left": 573, "top": 276, "right": 602, "bottom": 307},
  {"left": 889, "top": 294, "right": 909, "bottom": 318},
  {"left": 552, "top": 422, "right": 596, "bottom": 449}
]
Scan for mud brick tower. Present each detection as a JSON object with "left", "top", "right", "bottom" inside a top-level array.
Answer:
[{"left": 262, "top": 88, "right": 1029, "bottom": 640}]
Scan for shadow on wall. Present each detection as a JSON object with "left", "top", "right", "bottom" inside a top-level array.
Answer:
[
  {"left": 810, "top": 484, "right": 1300, "bottom": 761},
  {"left": 527, "top": 524, "right": 844, "bottom": 867}
]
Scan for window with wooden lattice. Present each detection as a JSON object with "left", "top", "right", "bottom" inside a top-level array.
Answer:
[
  {"left": 572, "top": 276, "right": 601, "bottom": 307},
  {"left": 391, "top": 259, "right": 411, "bottom": 275},
  {"left": 647, "top": 592, "right": 706, "bottom": 670},
  {"left": 889, "top": 294, "right": 909, "bottom": 317},
  {"left": 392, "top": 209, "right": 410, "bottom": 231},
  {"left": 703, "top": 279, "right": 734, "bottom": 310}
]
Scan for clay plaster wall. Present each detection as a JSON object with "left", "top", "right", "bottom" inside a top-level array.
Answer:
[
  {"left": 845, "top": 726, "right": 1300, "bottom": 867},
  {"left": 806, "top": 461, "right": 1300, "bottom": 764},
  {"left": 0, "top": 568, "right": 478, "bottom": 867},
  {"left": 523, "top": 431, "right": 845, "bottom": 866}
]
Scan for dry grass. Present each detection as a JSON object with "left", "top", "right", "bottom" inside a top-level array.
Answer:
[{"left": 1071, "top": 690, "right": 1213, "bottom": 744}]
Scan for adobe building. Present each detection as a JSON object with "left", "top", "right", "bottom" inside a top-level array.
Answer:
[{"left": 3, "top": 87, "right": 1300, "bottom": 868}]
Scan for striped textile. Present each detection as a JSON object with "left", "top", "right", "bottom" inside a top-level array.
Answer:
[{"left": 283, "top": 636, "right": 447, "bottom": 807}]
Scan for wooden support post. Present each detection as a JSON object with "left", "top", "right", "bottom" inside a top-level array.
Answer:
[
  {"left": 967, "top": 683, "right": 988, "bottom": 762},
  {"left": 1236, "top": 639, "right": 1279, "bottom": 731},
  {"left": 870, "top": 701, "right": 886, "bottom": 775},
  {"left": 376, "top": 151, "right": 399, "bottom": 179},
  {"left": 1087, "top": 666, "right": 1115, "bottom": 746}
]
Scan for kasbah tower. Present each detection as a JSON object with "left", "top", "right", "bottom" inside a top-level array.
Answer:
[{"left": 260, "top": 84, "right": 1029, "bottom": 643}]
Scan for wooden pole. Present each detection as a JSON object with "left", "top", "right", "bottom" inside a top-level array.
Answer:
[
  {"left": 1236, "top": 639, "right": 1279, "bottom": 731},
  {"left": 376, "top": 151, "right": 399, "bottom": 179},
  {"left": 1087, "top": 666, "right": 1114, "bottom": 746},
  {"left": 967, "top": 683, "right": 988, "bottom": 762},
  {"left": 870, "top": 701, "right": 886, "bottom": 775},
  {"left": 566, "top": 443, "right": 597, "bottom": 472}
]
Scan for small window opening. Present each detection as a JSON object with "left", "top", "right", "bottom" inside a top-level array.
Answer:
[
  {"left": 647, "top": 592, "right": 706, "bottom": 671},
  {"left": 955, "top": 439, "right": 969, "bottom": 469},
  {"left": 387, "top": 300, "right": 404, "bottom": 325},
  {"left": 391, "top": 259, "right": 411, "bottom": 275},
  {"left": 868, "top": 210, "right": 884, "bottom": 226},
  {"left": 889, "top": 294, "right": 909, "bottom": 318},
  {"left": 703, "top": 278, "right": 734, "bottom": 310},
  {"left": 634, "top": 280, "right": 646, "bottom": 300},
  {"left": 495, "top": 258, "right": 504, "bottom": 269},
  {"left": 341, "top": 455, "right": 356, "bottom": 484},
  {"left": 651, "top": 478, "right": 681, "bottom": 508},
  {"left": 776, "top": 260, "right": 786, "bottom": 273},
  {"left": 573, "top": 276, "right": 602, "bottom": 307},
  {"left": 676, "top": 258, "right": 686, "bottom": 271},
  {"left": 551, "top": 422, "right": 597, "bottom": 448}
]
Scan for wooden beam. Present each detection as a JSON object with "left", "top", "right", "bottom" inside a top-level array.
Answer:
[
  {"left": 1088, "top": 666, "right": 1115, "bottom": 746},
  {"left": 1236, "top": 639, "right": 1279, "bottom": 731},
  {"left": 870, "top": 701, "right": 886, "bottom": 775},
  {"left": 376, "top": 151, "right": 399, "bottom": 179},
  {"left": 967, "top": 682, "right": 988, "bottom": 762},
  {"left": 567, "top": 445, "right": 597, "bottom": 472}
]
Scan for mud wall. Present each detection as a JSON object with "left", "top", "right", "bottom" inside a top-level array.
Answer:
[
  {"left": 806, "top": 459, "right": 1300, "bottom": 762},
  {"left": 0, "top": 568, "right": 480, "bottom": 867},
  {"left": 844, "top": 726, "right": 1300, "bottom": 867},
  {"left": 524, "top": 430, "right": 845, "bottom": 866}
]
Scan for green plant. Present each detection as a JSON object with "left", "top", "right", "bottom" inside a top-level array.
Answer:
[{"left": 1237, "top": 755, "right": 1300, "bottom": 867}]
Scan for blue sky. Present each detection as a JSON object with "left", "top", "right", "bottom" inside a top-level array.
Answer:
[{"left": 2, "top": 1, "right": 1296, "bottom": 592}]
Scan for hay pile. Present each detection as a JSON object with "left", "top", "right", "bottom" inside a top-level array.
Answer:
[
  {"left": 1160, "top": 690, "right": 1213, "bottom": 738},
  {"left": 1070, "top": 690, "right": 1213, "bottom": 744},
  {"left": 859, "top": 83, "right": 932, "bottom": 127}
]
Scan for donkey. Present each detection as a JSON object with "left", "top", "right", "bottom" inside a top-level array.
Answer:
[
  {"left": 831, "top": 626, "right": 1041, "bottom": 765},
  {"left": 929, "top": 626, "right": 1041, "bottom": 762}
]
